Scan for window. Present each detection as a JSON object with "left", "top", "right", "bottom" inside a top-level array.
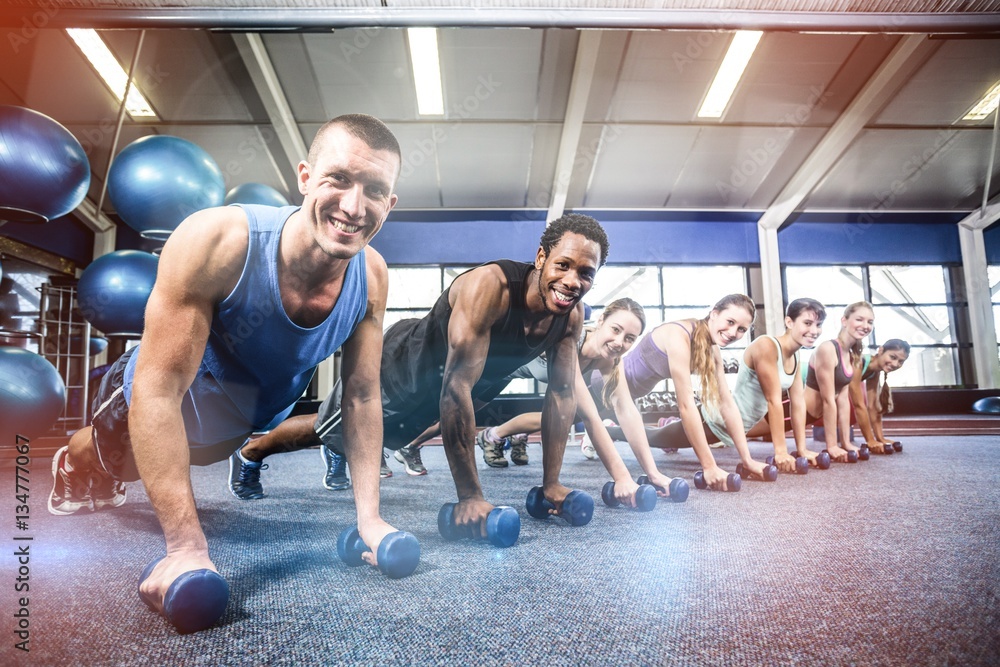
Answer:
[
  {"left": 989, "top": 266, "right": 1000, "bottom": 364},
  {"left": 785, "top": 264, "right": 959, "bottom": 387}
]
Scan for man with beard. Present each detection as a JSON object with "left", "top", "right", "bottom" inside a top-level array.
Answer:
[{"left": 243, "top": 213, "right": 609, "bottom": 538}]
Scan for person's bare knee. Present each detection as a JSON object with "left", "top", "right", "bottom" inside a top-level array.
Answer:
[{"left": 66, "top": 426, "right": 100, "bottom": 472}]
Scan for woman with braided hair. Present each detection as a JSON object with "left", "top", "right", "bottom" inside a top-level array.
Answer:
[{"left": 850, "top": 338, "right": 910, "bottom": 454}]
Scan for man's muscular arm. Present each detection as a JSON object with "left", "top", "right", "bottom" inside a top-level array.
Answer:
[{"left": 130, "top": 207, "right": 248, "bottom": 609}]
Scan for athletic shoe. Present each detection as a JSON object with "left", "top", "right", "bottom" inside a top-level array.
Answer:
[
  {"left": 90, "top": 472, "right": 127, "bottom": 511},
  {"left": 476, "top": 428, "right": 508, "bottom": 468},
  {"left": 321, "top": 444, "right": 351, "bottom": 490},
  {"left": 580, "top": 432, "right": 598, "bottom": 460},
  {"left": 228, "top": 450, "right": 267, "bottom": 500},
  {"left": 380, "top": 450, "right": 393, "bottom": 478},
  {"left": 394, "top": 444, "right": 427, "bottom": 476},
  {"left": 509, "top": 434, "right": 529, "bottom": 466},
  {"left": 47, "top": 446, "right": 92, "bottom": 516}
]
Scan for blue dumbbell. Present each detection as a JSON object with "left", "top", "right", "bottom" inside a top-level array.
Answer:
[
  {"left": 636, "top": 474, "right": 689, "bottom": 503},
  {"left": 337, "top": 526, "right": 420, "bottom": 579},
  {"left": 437, "top": 502, "right": 520, "bottom": 548},
  {"left": 139, "top": 558, "right": 229, "bottom": 634},
  {"left": 891, "top": 441, "right": 903, "bottom": 453},
  {"left": 822, "top": 448, "right": 858, "bottom": 463},
  {"left": 765, "top": 455, "right": 808, "bottom": 475},
  {"left": 735, "top": 460, "right": 779, "bottom": 482},
  {"left": 693, "top": 470, "right": 742, "bottom": 492},
  {"left": 858, "top": 446, "right": 870, "bottom": 461},
  {"left": 525, "top": 486, "right": 594, "bottom": 526},
  {"left": 815, "top": 450, "right": 831, "bottom": 469},
  {"left": 601, "top": 480, "right": 657, "bottom": 511}
]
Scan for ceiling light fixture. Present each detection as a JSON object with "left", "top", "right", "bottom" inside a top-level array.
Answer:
[
  {"left": 697, "top": 30, "right": 763, "bottom": 119},
  {"left": 66, "top": 28, "right": 156, "bottom": 118},
  {"left": 407, "top": 27, "right": 444, "bottom": 116},
  {"left": 962, "top": 81, "right": 1000, "bottom": 121}
]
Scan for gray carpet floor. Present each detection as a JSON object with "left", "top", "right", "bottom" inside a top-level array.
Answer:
[{"left": 2, "top": 435, "right": 998, "bottom": 666}]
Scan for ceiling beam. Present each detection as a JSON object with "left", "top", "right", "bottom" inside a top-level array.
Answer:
[
  {"left": 231, "top": 33, "right": 308, "bottom": 186},
  {"left": 757, "top": 33, "right": 935, "bottom": 231},
  {"left": 5, "top": 8, "right": 1000, "bottom": 33},
  {"left": 546, "top": 30, "right": 601, "bottom": 224}
]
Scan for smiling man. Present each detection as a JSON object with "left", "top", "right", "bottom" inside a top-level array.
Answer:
[
  {"left": 47, "top": 114, "right": 402, "bottom": 633},
  {"left": 313, "top": 213, "right": 609, "bottom": 535}
]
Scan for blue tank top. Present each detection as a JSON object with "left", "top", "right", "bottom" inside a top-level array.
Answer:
[{"left": 123, "top": 204, "right": 369, "bottom": 445}]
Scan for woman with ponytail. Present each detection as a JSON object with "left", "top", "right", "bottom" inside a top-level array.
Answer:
[
  {"left": 607, "top": 294, "right": 768, "bottom": 490},
  {"left": 802, "top": 301, "right": 874, "bottom": 462},
  {"left": 849, "top": 339, "right": 909, "bottom": 454},
  {"left": 477, "top": 298, "right": 680, "bottom": 505}
]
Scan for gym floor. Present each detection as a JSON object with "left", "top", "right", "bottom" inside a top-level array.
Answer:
[{"left": 3, "top": 435, "right": 998, "bottom": 666}]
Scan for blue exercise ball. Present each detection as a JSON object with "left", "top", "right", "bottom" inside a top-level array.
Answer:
[
  {"left": 972, "top": 396, "right": 1000, "bottom": 414},
  {"left": 0, "top": 347, "right": 66, "bottom": 442},
  {"left": 77, "top": 250, "right": 158, "bottom": 336},
  {"left": 107, "top": 135, "right": 224, "bottom": 240},
  {"left": 0, "top": 105, "right": 91, "bottom": 224},
  {"left": 224, "top": 182, "right": 290, "bottom": 207}
]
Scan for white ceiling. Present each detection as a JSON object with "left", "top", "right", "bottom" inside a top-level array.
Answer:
[{"left": 2, "top": 1, "right": 1000, "bottom": 236}]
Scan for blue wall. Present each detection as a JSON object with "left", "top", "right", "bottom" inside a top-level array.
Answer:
[
  {"left": 985, "top": 221, "right": 1000, "bottom": 264},
  {"left": 1, "top": 215, "right": 94, "bottom": 266}
]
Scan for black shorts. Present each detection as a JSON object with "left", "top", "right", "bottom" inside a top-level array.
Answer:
[
  {"left": 90, "top": 347, "right": 140, "bottom": 482},
  {"left": 90, "top": 347, "right": 251, "bottom": 481}
]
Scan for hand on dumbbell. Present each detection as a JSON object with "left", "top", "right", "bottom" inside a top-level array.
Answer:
[
  {"left": 799, "top": 449, "right": 831, "bottom": 469},
  {"left": 138, "top": 554, "right": 229, "bottom": 634},
  {"left": 526, "top": 484, "right": 594, "bottom": 526},
  {"left": 337, "top": 525, "right": 420, "bottom": 579},
  {"left": 438, "top": 501, "right": 520, "bottom": 548},
  {"left": 636, "top": 473, "right": 689, "bottom": 503},
  {"left": 766, "top": 454, "right": 808, "bottom": 475},
  {"left": 735, "top": 459, "right": 778, "bottom": 482},
  {"left": 601, "top": 479, "right": 656, "bottom": 511},
  {"left": 823, "top": 445, "right": 855, "bottom": 463},
  {"left": 693, "top": 466, "right": 741, "bottom": 492}
]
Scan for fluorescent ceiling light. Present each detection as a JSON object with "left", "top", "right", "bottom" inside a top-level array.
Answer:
[
  {"left": 66, "top": 28, "right": 156, "bottom": 118},
  {"left": 962, "top": 81, "right": 1000, "bottom": 121},
  {"left": 407, "top": 27, "right": 444, "bottom": 116},
  {"left": 697, "top": 30, "right": 763, "bottom": 119}
]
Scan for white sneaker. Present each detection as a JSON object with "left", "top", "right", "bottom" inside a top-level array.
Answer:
[{"left": 580, "top": 433, "right": 598, "bottom": 460}]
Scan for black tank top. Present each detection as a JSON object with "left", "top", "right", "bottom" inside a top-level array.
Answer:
[
  {"left": 805, "top": 340, "right": 854, "bottom": 392},
  {"left": 380, "top": 260, "right": 572, "bottom": 413}
]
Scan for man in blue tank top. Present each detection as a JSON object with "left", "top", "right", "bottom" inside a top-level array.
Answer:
[{"left": 47, "top": 114, "right": 402, "bottom": 633}]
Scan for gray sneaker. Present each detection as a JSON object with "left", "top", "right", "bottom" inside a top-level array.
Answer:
[
  {"left": 90, "top": 471, "right": 127, "bottom": 511},
  {"left": 47, "top": 446, "right": 92, "bottom": 515},
  {"left": 509, "top": 433, "right": 529, "bottom": 466},
  {"left": 394, "top": 444, "right": 427, "bottom": 476},
  {"left": 321, "top": 444, "right": 351, "bottom": 490},
  {"left": 476, "top": 428, "right": 508, "bottom": 468},
  {"left": 380, "top": 450, "right": 393, "bottom": 478}
]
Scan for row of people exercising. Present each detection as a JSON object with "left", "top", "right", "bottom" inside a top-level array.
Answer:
[{"left": 373, "top": 295, "right": 909, "bottom": 505}]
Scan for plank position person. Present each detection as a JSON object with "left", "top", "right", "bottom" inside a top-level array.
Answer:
[
  {"left": 247, "top": 214, "right": 610, "bottom": 539},
  {"left": 732, "top": 298, "right": 832, "bottom": 471},
  {"left": 477, "top": 298, "right": 688, "bottom": 506},
  {"left": 605, "top": 294, "right": 771, "bottom": 490},
  {"left": 47, "top": 114, "right": 404, "bottom": 633},
  {"left": 849, "top": 338, "right": 910, "bottom": 454}
]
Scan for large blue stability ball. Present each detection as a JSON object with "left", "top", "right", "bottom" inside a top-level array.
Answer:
[
  {"left": 0, "top": 105, "right": 91, "bottom": 224},
  {"left": 107, "top": 135, "right": 224, "bottom": 240},
  {"left": 224, "top": 182, "right": 290, "bottom": 207},
  {"left": 0, "top": 347, "right": 66, "bottom": 443},
  {"left": 77, "top": 250, "right": 159, "bottom": 336}
]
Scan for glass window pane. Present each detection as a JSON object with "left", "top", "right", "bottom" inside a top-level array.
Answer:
[
  {"left": 872, "top": 305, "right": 952, "bottom": 345},
  {"left": 989, "top": 267, "right": 1000, "bottom": 304},
  {"left": 662, "top": 266, "right": 745, "bottom": 306},
  {"left": 869, "top": 265, "right": 946, "bottom": 304},
  {"left": 585, "top": 266, "right": 660, "bottom": 307},
  {"left": 785, "top": 266, "right": 864, "bottom": 307},
  {"left": 387, "top": 268, "right": 441, "bottom": 309},
  {"left": 500, "top": 378, "right": 536, "bottom": 395},
  {"left": 885, "top": 347, "right": 956, "bottom": 387}
]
